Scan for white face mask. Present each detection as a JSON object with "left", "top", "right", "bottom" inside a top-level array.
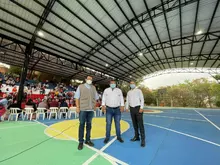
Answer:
[{"left": 86, "top": 80, "right": 92, "bottom": 85}]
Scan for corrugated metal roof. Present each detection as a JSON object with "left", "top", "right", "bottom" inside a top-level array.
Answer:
[{"left": 0, "top": 0, "right": 219, "bottom": 83}]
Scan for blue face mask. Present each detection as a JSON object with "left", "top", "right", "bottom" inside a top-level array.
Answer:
[
  {"left": 130, "top": 84, "right": 136, "bottom": 89},
  {"left": 110, "top": 84, "right": 116, "bottom": 88}
]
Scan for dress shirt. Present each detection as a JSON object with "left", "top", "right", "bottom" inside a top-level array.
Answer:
[
  {"left": 102, "top": 87, "right": 124, "bottom": 107},
  {"left": 126, "top": 88, "right": 144, "bottom": 109}
]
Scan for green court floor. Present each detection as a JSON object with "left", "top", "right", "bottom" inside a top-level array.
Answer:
[{"left": 0, "top": 121, "right": 111, "bottom": 165}]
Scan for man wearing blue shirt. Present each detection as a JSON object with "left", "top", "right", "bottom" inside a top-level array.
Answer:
[{"left": 74, "top": 76, "right": 99, "bottom": 150}]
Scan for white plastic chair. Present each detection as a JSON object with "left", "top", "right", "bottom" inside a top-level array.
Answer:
[
  {"left": 8, "top": 108, "right": 21, "bottom": 121},
  {"left": 23, "top": 108, "right": 34, "bottom": 121},
  {"left": 36, "top": 108, "right": 46, "bottom": 120},
  {"left": 68, "top": 107, "right": 78, "bottom": 119},
  {"left": 48, "top": 107, "right": 58, "bottom": 120},
  {"left": 97, "top": 106, "right": 103, "bottom": 116},
  {"left": 59, "top": 107, "right": 68, "bottom": 119},
  {"left": 93, "top": 109, "right": 97, "bottom": 117}
]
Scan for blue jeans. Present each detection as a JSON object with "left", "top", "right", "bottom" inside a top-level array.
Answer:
[
  {"left": 78, "top": 111, "right": 94, "bottom": 143},
  {"left": 106, "top": 107, "right": 121, "bottom": 139}
]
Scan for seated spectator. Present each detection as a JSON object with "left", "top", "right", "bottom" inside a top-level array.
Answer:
[
  {"left": 49, "top": 98, "right": 59, "bottom": 108},
  {"left": 25, "top": 98, "right": 37, "bottom": 111},
  {"left": 0, "top": 96, "right": 9, "bottom": 121},
  {"left": 96, "top": 99, "right": 101, "bottom": 107},
  {"left": 38, "top": 99, "right": 48, "bottom": 109},
  {"left": 12, "top": 86, "right": 17, "bottom": 93},
  {"left": 60, "top": 98, "right": 68, "bottom": 108},
  {"left": 0, "top": 90, "right": 3, "bottom": 98}
]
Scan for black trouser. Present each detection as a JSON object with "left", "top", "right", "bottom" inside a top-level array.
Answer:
[{"left": 130, "top": 106, "right": 145, "bottom": 140}]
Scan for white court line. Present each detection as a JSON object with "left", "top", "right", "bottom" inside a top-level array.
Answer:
[
  {"left": 162, "top": 111, "right": 220, "bottom": 117},
  {"left": 82, "top": 137, "right": 118, "bottom": 165},
  {"left": 34, "top": 120, "right": 128, "bottom": 165},
  {"left": 195, "top": 110, "right": 220, "bottom": 131},
  {"left": 0, "top": 121, "right": 61, "bottom": 130},
  {"left": 0, "top": 123, "right": 38, "bottom": 130},
  {"left": 144, "top": 114, "right": 207, "bottom": 122},
  {"left": 124, "top": 118, "right": 220, "bottom": 147}
]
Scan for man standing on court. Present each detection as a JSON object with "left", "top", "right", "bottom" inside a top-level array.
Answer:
[
  {"left": 75, "top": 76, "right": 99, "bottom": 150},
  {"left": 102, "top": 80, "right": 124, "bottom": 143},
  {"left": 126, "top": 81, "right": 145, "bottom": 147}
]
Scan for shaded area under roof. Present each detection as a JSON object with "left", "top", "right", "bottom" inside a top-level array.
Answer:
[{"left": 0, "top": 0, "right": 220, "bottom": 84}]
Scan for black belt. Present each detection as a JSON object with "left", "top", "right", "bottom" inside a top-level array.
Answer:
[{"left": 107, "top": 106, "right": 119, "bottom": 109}]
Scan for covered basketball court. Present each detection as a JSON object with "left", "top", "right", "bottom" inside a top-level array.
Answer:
[{"left": 0, "top": 0, "right": 220, "bottom": 165}]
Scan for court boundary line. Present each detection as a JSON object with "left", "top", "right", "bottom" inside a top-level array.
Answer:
[
  {"left": 34, "top": 120, "right": 128, "bottom": 165},
  {"left": 194, "top": 110, "right": 220, "bottom": 131},
  {"left": 82, "top": 137, "right": 118, "bottom": 165},
  {"left": 0, "top": 121, "right": 60, "bottom": 130},
  {"left": 82, "top": 121, "right": 130, "bottom": 165},
  {"left": 123, "top": 118, "right": 220, "bottom": 147},
  {"left": 143, "top": 114, "right": 207, "bottom": 122},
  {"left": 161, "top": 111, "right": 220, "bottom": 117}
]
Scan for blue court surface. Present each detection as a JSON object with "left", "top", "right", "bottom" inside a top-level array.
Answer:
[
  {"left": 92, "top": 108, "right": 220, "bottom": 165},
  {"left": 1, "top": 108, "right": 220, "bottom": 165}
]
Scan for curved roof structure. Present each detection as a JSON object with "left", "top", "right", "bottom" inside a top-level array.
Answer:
[{"left": 0, "top": 0, "right": 220, "bottom": 84}]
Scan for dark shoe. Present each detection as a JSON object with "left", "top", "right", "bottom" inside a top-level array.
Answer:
[
  {"left": 117, "top": 137, "right": 124, "bottom": 143},
  {"left": 85, "top": 141, "right": 94, "bottom": 147},
  {"left": 78, "top": 143, "right": 83, "bottom": 150},
  {"left": 104, "top": 138, "right": 109, "bottom": 144},
  {"left": 130, "top": 137, "right": 140, "bottom": 142},
  {"left": 141, "top": 140, "right": 145, "bottom": 147}
]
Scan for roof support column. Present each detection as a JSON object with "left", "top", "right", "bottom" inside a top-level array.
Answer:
[{"left": 17, "top": 49, "right": 30, "bottom": 106}]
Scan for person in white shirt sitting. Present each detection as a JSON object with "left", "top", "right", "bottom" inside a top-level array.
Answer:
[
  {"left": 126, "top": 81, "right": 145, "bottom": 147},
  {"left": 102, "top": 80, "right": 124, "bottom": 144}
]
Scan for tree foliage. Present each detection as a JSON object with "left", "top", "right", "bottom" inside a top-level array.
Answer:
[
  {"left": 155, "top": 78, "right": 220, "bottom": 108},
  {"left": 8, "top": 66, "right": 22, "bottom": 75}
]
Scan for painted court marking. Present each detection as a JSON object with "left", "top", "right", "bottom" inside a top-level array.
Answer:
[
  {"left": 195, "top": 110, "right": 220, "bottom": 131},
  {"left": 34, "top": 120, "right": 128, "bottom": 165},
  {"left": 162, "top": 111, "right": 220, "bottom": 117},
  {"left": 144, "top": 114, "right": 207, "bottom": 122},
  {"left": 82, "top": 137, "right": 118, "bottom": 165},
  {"left": 0, "top": 121, "right": 62, "bottom": 130},
  {"left": 124, "top": 119, "right": 220, "bottom": 147}
]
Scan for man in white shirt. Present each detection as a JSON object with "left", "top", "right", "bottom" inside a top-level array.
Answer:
[
  {"left": 74, "top": 76, "right": 99, "bottom": 150},
  {"left": 102, "top": 80, "right": 124, "bottom": 144},
  {"left": 126, "top": 81, "right": 145, "bottom": 147}
]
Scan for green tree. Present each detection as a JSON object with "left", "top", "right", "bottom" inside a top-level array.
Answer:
[
  {"left": 139, "top": 86, "right": 156, "bottom": 105},
  {"left": 8, "top": 66, "right": 22, "bottom": 75},
  {"left": 188, "top": 78, "right": 214, "bottom": 108}
]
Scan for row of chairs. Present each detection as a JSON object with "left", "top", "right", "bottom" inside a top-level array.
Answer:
[{"left": 7, "top": 107, "right": 103, "bottom": 121}]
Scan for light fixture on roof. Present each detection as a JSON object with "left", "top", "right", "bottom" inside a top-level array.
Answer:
[
  {"left": 105, "top": 63, "right": 109, "bottom": 67},
  {"left": 37, "top": 31, "right": 44, "bottom": 37},
  {"left": 196, "top": 30, "right": 202, "bottom": 35},
  {"left": 190, "top": 62, "right": 194, "bottom": 66},
  {"left": 138, "top": 52, "right": 143, "bottom": 56},
  {"left": 129, "top": 75, "right": 132, "bottom": 78}
]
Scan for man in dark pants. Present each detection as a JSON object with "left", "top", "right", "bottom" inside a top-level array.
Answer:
[
  {"left": 75, "top": 76, "right": 99, "bottom": 150},
  {"left": 102, "top": 80, "right": 124, "bottom": 144},
  {"left": 126, "top": 81, "right": 145, "bottom": 147}
]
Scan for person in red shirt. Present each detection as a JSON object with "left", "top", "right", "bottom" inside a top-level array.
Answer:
[{"left": 49, "top": 98, "right": 59, "bottom": 108}]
